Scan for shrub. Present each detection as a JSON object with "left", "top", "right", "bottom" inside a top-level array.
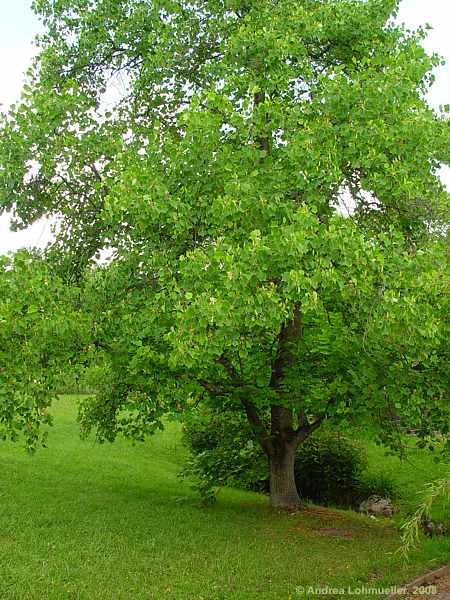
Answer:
[
  {"left": 182, "top": 407, "right": 381, "bottom": 508},
  {"left": 357, "top": 472, "right": 399, "bottom": 502},
  {"left": 294, "top": 432, "right": 368, "bottom": 507},
  {"left": 181, "top": 408, "right": 268, "bottom": 503}
]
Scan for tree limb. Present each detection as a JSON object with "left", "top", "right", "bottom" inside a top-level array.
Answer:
[
  {"left": 242, "top": 399, "right": 273, "bottom": 456},
  {"left": 270, "top": 303, "right": 302, "bottom": 390}
]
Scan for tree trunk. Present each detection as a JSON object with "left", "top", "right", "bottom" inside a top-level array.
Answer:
[{"left": 269, "top": 442, "right": 300, "bottom": 510}]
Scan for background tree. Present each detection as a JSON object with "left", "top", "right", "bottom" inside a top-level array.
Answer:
[{"left": 0, "top": 0, "right": 448, "bottom": 508}]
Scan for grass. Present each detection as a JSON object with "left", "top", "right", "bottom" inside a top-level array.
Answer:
[
  {"left": 363, "top": 438, "right": 450, "bottom": 526},
  {"left": 0, "top": 396, "right": 449, "bottom": 600}
]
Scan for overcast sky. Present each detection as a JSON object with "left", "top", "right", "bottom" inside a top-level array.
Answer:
[{"left": 0, "top": 0, "right": 449, "bottom": 255}]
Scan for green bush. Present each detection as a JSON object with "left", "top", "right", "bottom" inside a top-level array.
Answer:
[
  {"left": 294, "top": 432, "right": 368, "bottom": 507},
  {"left": 181, "top": 407, "right": 392, "bottom": 508},
  {"left": 357, "top": 472, "right": 399, "bottom": 501},
  {"left": 181, "top": 409, "right": 268, "bottom": 503}
]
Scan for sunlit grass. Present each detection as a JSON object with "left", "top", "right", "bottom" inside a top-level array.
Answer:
[{"left": 364, "top": 437, "right": 449, "bottom": 525}]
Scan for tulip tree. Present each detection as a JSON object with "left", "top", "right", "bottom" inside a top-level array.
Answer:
[{"left": 0, "top": 0, "right": 449, "bottom": 508}]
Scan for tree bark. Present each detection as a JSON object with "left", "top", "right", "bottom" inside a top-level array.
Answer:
[
  {"left": 268, "top": 404, "right": 301, "bottom": 509},
  {"left": 269, "top": 440, "right": 300, "bottom": 510}
]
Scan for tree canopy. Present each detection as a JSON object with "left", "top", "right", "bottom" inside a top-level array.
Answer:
[{"left": 0, "top": 0, "right": 449, "bottom": 508}]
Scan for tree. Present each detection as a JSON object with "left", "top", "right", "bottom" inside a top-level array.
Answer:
[{"left": 0, "top": 0, "right": 449, "bottom": 508}]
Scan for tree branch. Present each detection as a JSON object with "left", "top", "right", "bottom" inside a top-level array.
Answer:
[
  {"left": 253, "top": 91, "right": 271, "bottom": 154},
  {"left": 197, "top": 379, "right": 225, "bottom": 397},
  {"left": 242, "top": 399, "right": 273, "bottom": 456},
  {"left": 217, "top": 355, "right": 240, "bottom": 382},
  {"left": 270, "top": 303, "right": 302, "bottom": 391},
  {"left": 295, "top": 413, "right": 327, "bottom": 443},
  {"left": 216, "top": 355, "right": 273, "bottom": 454}
]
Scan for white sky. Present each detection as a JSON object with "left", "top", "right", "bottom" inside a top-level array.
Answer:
[{"left": 0, "top": 0, "right": 449, "bottom": 255}]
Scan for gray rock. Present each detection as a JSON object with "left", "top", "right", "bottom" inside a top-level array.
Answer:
[
  {"left": 421, "top": 515, "right": 447, "bottom": 537},
  {"left": 359, "top": 495, "right": 394, "bottom": 517}
]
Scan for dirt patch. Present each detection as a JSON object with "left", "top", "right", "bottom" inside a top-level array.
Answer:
[
  {"left": 298, "top": 504, "right": 395, "bottom": 539},
  {"left": 295, "top": 506, "right": 355, "bottom": 536},
  {"left": 302, "top": 506, "right": 347, "bottom": 521},
  {"left": 315, "top": 527, "right": 355, "bottom": 539}
]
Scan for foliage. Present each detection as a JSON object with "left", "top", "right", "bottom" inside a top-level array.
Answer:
[
  {"left": 0, "top": 0, "right": 449, "bottom": 506},
  {"left": 0, "top": 252, "right": 90, "bottom": 450},
  {"left": 2, "top": 0, "right": 448, "bottom": 254},
  {"left": 399, "top": 472, "right": 450, "bottom": 560}
]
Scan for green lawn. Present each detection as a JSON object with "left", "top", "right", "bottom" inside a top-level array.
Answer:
[
  {"left": 0, "top": 396, "right": 448, "bottom": 600},
  {"left": 363, "top": 437, "right": 450, "bottom": 526}
]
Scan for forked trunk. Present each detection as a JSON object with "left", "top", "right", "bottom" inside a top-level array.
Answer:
[{"left": 269, "top": 442, "right": 300, "bottom": 510}]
